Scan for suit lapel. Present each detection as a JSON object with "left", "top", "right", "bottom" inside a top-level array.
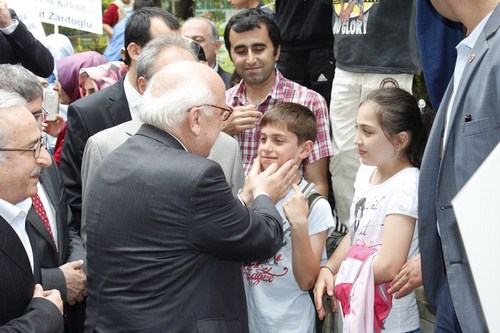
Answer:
[
  {"left": 0, "top": 217, "right": 33, "bottom": 277},
  {"left": 106, "top": 78, "right": 133, "bottom": 126}
]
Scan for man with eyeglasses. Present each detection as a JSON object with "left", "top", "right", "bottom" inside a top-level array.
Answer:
[
  {"left": 84, "top": 60, "right": 297, "bottom": 333},
  {"left": 0, "top": 90, "right": 64, "bottom": 332},
  {"left": 80, "top": 36, "right": 245, "bottom": 247},
  {"left": 0, "top": 64, "right": 87, "bottom": 333}
]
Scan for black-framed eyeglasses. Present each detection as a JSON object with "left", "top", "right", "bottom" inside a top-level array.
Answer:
[
  {"left": 0, "top": 136, "right": 46, "bottom": 159},
  {"left": 197, "top": 104, "right": 233, "bottom": 121},
  {"left": 32, "top": 107, "right": 49, "bottom": 124}
]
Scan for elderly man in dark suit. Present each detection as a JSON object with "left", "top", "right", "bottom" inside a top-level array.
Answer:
[
  {"left": 84, "top": 61, "right": 298, "bottom": 332},
  {"left": 0, "top": 1, "right": 54, "bottom": 77},
  {"left": 0, "top": 64, "right": 87, "bottom": 332},
  {"left": 60, "top": 7, "right": 180, "bottom": 245},
  {"left": 0, "top": 91, "right": 63, "bottom": 332}
]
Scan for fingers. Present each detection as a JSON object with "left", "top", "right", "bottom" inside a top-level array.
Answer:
[
  {"left": 33, "top": 284, "right": 44, "bottom": 297},
  {"left": 69, "top": 260, "right": 85, "bottom": 269}
]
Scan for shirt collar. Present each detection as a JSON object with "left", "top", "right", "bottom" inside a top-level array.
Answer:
[
  {"left": 0, "top": 197, "right": 32, "bottom": 224},
  {"left": 459, "top": 11, "right": 493, "bottom": 50},
  {"left": 230, "top": 69, "right": 281, "bottom": 106},
  {"left": 123, "top": 73, "right": 143, "bottom": 120}
]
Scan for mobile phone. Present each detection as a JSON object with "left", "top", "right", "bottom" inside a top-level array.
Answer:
[{"left": 43, "top": 89, "right": 59, "bottom": 122}]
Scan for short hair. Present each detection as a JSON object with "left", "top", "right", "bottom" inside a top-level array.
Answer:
[
  {"left": 136, "top": 35, "right": 196, "bottom": 81},
  {"left": 0, "top": 64, "right": 42, "bottom": 103},
  {"left": 224, "top": 8, "right": 281, "bottom": 56},
  {"left": 261, "top": 102, "right": 317, "bottom": 144},
  {"left": 0, "top": 90, "right": 28, "bottom": 158},
  {"left": 184, "top": 17, "right": 219, "bottom": 43},
  {"left": 124, "top": 7, "right": 180, "bottom": 66},
  {"left": 139, "top": 66, "right": 217, "bottom": 131},
  {"left": 133, "top": 0, "right": 156, "bottom": 10}
]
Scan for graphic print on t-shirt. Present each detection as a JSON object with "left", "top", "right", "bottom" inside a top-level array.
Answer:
[
  {"left": 333, "top": 0, "right": 378, "bottom": 34},
  {"left": 352, "top": 194, "right": 386, "bottom": 248},
  {"left": 242, "top": 223, "right": 292, "bottom": 286}
]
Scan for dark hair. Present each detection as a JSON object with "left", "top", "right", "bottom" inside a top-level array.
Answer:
[
  {"left": 360, "top": 88, "right": 435, "bottom": 168},
  {"left": 124, "top": 7, "right": 180, "bottom": 66},
  {"left": 261, "top": 102, "right": 317, "bottom": 144},
  {"left": 224, "top": 8, "right": 281, "bottom": 58},
  {"left": 133, "top": 0, "right": 156, "bottom": 10}
]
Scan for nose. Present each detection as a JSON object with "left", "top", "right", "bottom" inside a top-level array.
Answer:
[
  {"left": 353, "top": 132, "right": 361, "bottom": 145},
  {"left": 246, "top": 50, "right": 256, "bottom": 64},
  {"left": 36, "top": 145, "right": 53, "bottom": 168}
]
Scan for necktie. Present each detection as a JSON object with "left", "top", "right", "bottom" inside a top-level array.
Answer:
[{"left": 32, "top": 194, "right": 57, "bottom": 248}]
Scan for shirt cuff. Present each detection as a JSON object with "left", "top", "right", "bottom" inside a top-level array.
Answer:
[{"left": 0, "top": 19, "right": 19, "bottom": 34}]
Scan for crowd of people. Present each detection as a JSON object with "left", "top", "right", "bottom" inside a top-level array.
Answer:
[{"left": 0, "top": 0, "right": 499, "bottom": 332}]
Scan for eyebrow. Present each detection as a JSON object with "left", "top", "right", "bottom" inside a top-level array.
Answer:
[{"left": 234, "top": 42, "right": 267, "bottom": 50}]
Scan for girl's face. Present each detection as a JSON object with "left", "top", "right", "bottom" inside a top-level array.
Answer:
[{"left": 354, "top": 102, "right": 397, "bottom": 167}]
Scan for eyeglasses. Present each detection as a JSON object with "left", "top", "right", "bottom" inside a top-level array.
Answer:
[
  {"left": 32, "top": 107, "right": 49, "bottom": 124},
  {"left": 197, "top": 104, "right": 233, "bottom": 121},
  {"left": 0, "top": 136, "right": 46, "bottom": 159}
]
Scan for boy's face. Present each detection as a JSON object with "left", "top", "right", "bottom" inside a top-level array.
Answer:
[{"left": 258, "top": 123, "right": 311, "bottom": 170}]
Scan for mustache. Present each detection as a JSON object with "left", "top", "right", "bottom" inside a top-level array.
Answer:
[{"left": 30, "top": 166, "right": 43, "bottom": 177}]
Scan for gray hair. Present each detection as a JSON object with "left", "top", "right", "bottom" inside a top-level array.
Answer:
[
  {"left": 0, "top": 64, "right": 43, "bottom": 103},
  {"left": 184, "top": 17, "right": 219, "bottom": 43},
  {"left": 139, "top": 71, "right": 216, "bottom": 131},
  {"left": 136, "top": 35, "right": 196, "bottom": 82},
  {"left": 0, "top": 90, "right": 29, "bottom": 160}
]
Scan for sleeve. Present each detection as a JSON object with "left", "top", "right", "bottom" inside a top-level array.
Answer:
[
  {"left": 306, "top": 92, "right": 333, "bottom": 164},
  {"left": 308, "top": 197, "right": 335, "bottom": 236},
  {"left": 229, "top": 139, "right": 245, "bottom": 196},
  {"left": 40, "top": 268, "right": 67, "bottom": 301},
  {"left": 386, "top": 171, "right": 419, "bottom": 219},
  {"left": 0, "top": 298, "right": 63, "bottom": 333},
  {"left": 60, "top": 103, "right": 89, "bottom": 240},
  {"left": 2, "top": 12, "right": 54, "bottom": 77},
  {"left": 102, "top": 4, "right": 119, "bottom": 26},
  {"left": 79, "top": 135, "right": 104, "bottom": 248},
  {"left": 187, "top": 162, "right": 284, "bottom": 262}
]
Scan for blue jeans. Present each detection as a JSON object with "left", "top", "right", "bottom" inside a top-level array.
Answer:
[{"left": 434, "top": 279, "right": 462, "bottom": 333}]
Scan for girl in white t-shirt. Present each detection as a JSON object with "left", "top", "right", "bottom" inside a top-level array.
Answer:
[{"left": 314, "top": 88, "right": 434, "bottom": 332}]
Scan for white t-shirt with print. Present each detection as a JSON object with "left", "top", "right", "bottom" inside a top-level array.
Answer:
[
  {"left": 243, "top": 178, "right": 335, "bottom": 333},
  {"left": 349, "top": 164, "right": 420, "bottom": 332}
]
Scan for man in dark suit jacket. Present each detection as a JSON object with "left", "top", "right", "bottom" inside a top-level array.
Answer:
[
  {"left": 182, "top": 17, "right": 233, "bottom": 89},
  {"left": 0, "top": 63, "right": 87, "bottom": 332},
  {"left": 60, "top": 7, "right": 180, "bottom": 241},
  {"left": 84, "top": 61, "right": 298, "bottom": 332},
  {"left": 0, "top": 3, "right": 54, "bottom": 77},
  {"left": 0, "top": 92, "right": 63, "bottom": 332},
  {"left": 419, "top": 1, "right": 500, "bottom": 332}
]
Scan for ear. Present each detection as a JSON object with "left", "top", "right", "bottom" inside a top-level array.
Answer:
[
  {"left": 187, "top": 106, "right": 203, "bottom": 136},
  {"left": 298, "top": 140, "right": 314, "bottom": 160},
  {"left": 274, "top": 45, "right": 281, "bottom": 62},
  {"left": 393, "top": 131, "right": 409, "bottom": 152},
  {"left": 126, "top": 42, "right": 142, "bottom": 63},
  {"left": 137, "top": 77, "right": 148, "bottom": 95},
  {"left": 214, "top": 39, "right": 222, "bottom": 54}
]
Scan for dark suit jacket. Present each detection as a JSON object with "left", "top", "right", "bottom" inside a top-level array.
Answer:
[
  {"left": 419, "top": 4, "right": 500, "bottom": 332},
  {"left": 0, "top": 217, "right": 63, "bottom": 332},
  {"left": 84, "top": 124, "right": 283, "bottom": 333},
  {"left": 0, "top": 10, "right": 54, "bottom": 77},
  {"left": 27, "top": 161, "right": 86, "bottom": 332},
  {"left": 60, "top": 78, "right": 131, "bottom": 238},
  {"left": 217, "top": 65, "right": 232, "bottom": 90}
]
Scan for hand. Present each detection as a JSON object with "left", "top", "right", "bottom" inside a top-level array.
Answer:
[
  {"left": 33, "top": 284, "right": 64, "bottom": 315},
  {"left": 243, "top": 157, "right": 297, "bottom": 204},
  {"left": 283, "top": 184, "right": 308, "bottom": 230},
  {"left": 314, "top": 267, "right": 337, "bottom": 320},
  {"left": 60, "top": 260, "right": 87, "bottom": 305},
  {"left": 42, "top": 114, "right": 65, "bottom": 137},
  {"left": 222, "top": 104, "right": 261, "bottom": 136},
  {"left": 388, "top": 254, "right": 422, "bottom": 298},
  {"left": 0, "top": 0, "right": 13, "bottom": 28}
]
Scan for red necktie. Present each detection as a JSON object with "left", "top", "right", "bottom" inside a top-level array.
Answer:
[{"left": 32, "top": 194, "right": 57, "bottom": 248}]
